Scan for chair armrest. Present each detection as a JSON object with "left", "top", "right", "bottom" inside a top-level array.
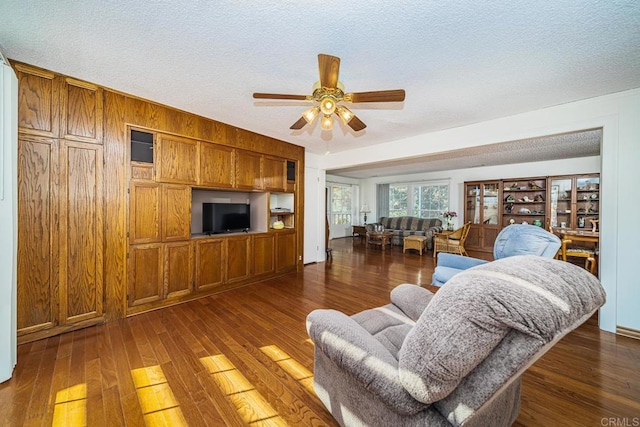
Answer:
[
  {"left": 437, "top": 252, "right": 488, "bottom": 270},
  {"left": 390, "top": 284, "right": 434, "bottom": 322},
  {"left": 306, "top": 309, "right": 427, "bottom": 414}
]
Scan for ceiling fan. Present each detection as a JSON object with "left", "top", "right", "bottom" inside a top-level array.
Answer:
[{"left": 253, "top": 54, "right": 405, "bottom": 132}]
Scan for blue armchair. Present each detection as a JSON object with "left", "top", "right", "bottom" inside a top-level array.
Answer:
[{"left": 432, "top": 224, "right": 561, "bottom": 286}]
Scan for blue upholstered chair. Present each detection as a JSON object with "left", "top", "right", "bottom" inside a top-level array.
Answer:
[{"left": 432, "top": 224, "right": 561, "bottom": 286}]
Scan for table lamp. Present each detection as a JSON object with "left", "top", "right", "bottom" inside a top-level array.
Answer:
[{"left": 360, "top": 204, "right": 371, "bottom": 224}]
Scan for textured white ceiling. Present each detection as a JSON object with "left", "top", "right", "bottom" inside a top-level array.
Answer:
[{"left": 1, "top": 1, "right": 639, "bottom": 162}]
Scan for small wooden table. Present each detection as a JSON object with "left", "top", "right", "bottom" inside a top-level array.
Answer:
[
  {"left": 403, "top": 235, "right": 428, "bottom": 255},
  {"left": 367, "top": 231, "right": 393, "bottom": 251},
  {"left": 352, "top": 225, "right": 367, "bottom": 244}
]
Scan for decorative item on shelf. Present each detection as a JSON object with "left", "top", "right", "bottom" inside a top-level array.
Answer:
[
  {"left": 522, "top": 220, "right": 529, "bottom": 225},
  {"left": 360, "top": 204, "right": 371, "bottom": 224},
  {"left": 518, "top": 207, "right": 531, "bottom": 214},
  {"left": 509, "top": 218, "right": 516, "bottom": 225},
  {"left": 534, "top": 194, "right": 545, "bottom": 202},
  {"left": 505, "top": 203, "right": 514, "bottom": 213},
  {"left": 560, "top": 221, "right": 567, "bottom": 228},
  {"left": 522, "top": 196, "right": 533, "bottom": 202},
  {"left": 532, "top": 219, "right": 543, "bottom": 227},
  {"left": 590, "top": 193, "right": 598, "bottom": 199},
  {"left": 272, "top": 220, "right": 285, "bottom": 229},
  {"left": 505, "top": 195, "right": 515, "bottom": 202},
  {"left": 506, "top": 182, "right": 518, "bottom": 190},
  {"left": 529, "top": 181, "right": 542, "bottom": 190},
  {"left": 578, "top": 216, "right": 585, "bottom": 228},
  {"left": 442, "top": 211, "right": 457, "bottom": 231}
]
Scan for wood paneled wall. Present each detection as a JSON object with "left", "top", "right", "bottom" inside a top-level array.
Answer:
[{"left": 13, "top": 60, "right": 305, "bottom": 342}]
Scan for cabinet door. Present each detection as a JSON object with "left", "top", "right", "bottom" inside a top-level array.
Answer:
[
  {"left": 61, "top": 77, "right": 103, "bottom": 144},
  {"left": 59, "top": 140, "right": 104, "bottom": 324},
  {"left": 164, "top": 242, "right": 193, "bottom": 299},
  {"left": 465, "top": 226, "right": 482, "bottom": 251},
  {"left": 235, "top": 150, "right": 263, "bottom": 190},
  {"left": 253, "top": 234, "right": 275, "bottom": 276},
  {"left": 128, "top": 244, "right": 163, "bottom": 307},
  {"left": 200, "top": 142, "right": 235, "bottom": 188},
  {"left": 226, "top": 235, "right": 252, "bottom": 283},
  {"left": 17, "top": 136, "right": 59, "bottom": 335},
  {"left": 156, "top": 134, "right": 198, "bottom": 184},
  {"left": 129, "top": 181, "right": 161, "bottom": 244},
  {"left": 263, "top": 156, "right": 285, "bottom": 192},
  {"left": 15, "top": 63, "right": 60, "bottom": 138},
  {"left": 276, "top": 231, "right": 297, "bottom": 273},
  {"left": 195, "top": 239, "right": 225, "bottom": 290},
  {"left": 162, "top": 184, "right": 191, "bottom": 242},
  {"left": 548, "top": 177, "right": 573, "bottom": 229}
]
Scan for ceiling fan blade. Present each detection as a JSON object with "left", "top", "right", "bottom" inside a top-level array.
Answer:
[
  {"left": 318, "top": 54, "right": 340, "bottom": 89},
  {"left": 347, "top": 115, "right": 366, "bottom": 132},
  {"left": 290, "top": 116, "right": 308, "bottom": 130},
  {"left": 253, "top": 93, "right": 308, "bottom": 100},
  {"left": 347, "top": 89, "right": 406, "bottom": 103}
]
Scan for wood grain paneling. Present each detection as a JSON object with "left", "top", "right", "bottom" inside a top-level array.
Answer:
[
  {"left": 263, "top": 156, "right": 285, "bottom": 192},
  {"left": 199, "top": 142, "right": 234, "bottom": 188},
  {"left": 253, "top": 234, "right": 275, "bottom": 276},
  {"left": 130, "top": 161, "right": 154, "bottom": 181},
  {"left": 17, "top": 136, "right": 58, "bottom": 334},
  {"left": 155, "top": 134, "right": 198, "bottom": 184},
  {"left": 195, "top": 239, "right": 225, "bottom": 290},
  {"left": 275, "top": 230, "right": 297, "bottom": 273},
  {"left": 103, "top": 91, "right": 127, "bottom": 320},
  {"left": 226, "top": 235, "right": 251, "bottom": 283},
  {"left": 128, "top": 244, "right": 163, "bottom": 307},
  {"left": 161, "top": 184, "right": 191, "bottom": 242},
  {"left": 15, "top": 64, "right": 59, "bottom": 137},
  {"left": 164, "top": 242, "right": 193, "bottom": 298},
  {"left": 59, "top": 140, "right": 104, "bottom": 324},
  {"left": 129, "top": 181, "right": 161, "bottom": 244},
  {"left": 235, "top": 150, "right": 263, "bottom": 190},
  {"left": 61, "top": 77, "right": 103, "bottom": 143}
]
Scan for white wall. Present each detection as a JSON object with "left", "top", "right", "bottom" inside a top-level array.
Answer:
[
  {"left": 0, "top": 62, "right": 18, "bottom": 383},
  {"left": 305, "top": 88, "right": 640, "bottom": 334}
]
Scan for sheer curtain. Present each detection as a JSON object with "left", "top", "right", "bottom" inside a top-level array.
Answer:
[{"left": 377, "top": 184, "right": 389, "bottom": 220}]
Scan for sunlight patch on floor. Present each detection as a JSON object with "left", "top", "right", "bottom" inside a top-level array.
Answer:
[
  {"left": 260, "top": 345, "right": 314, "bottom": 394},
  {"left": 131, "top": 365, "right": 187, "bottom": 426},
  {"left": 52, "top": 383, "right": 86, "bottom": 427},
  {"left": 200, "top": 354, "right": 288, "bottom": 426}
]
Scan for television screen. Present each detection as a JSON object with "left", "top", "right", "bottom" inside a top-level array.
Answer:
[{"left": 203, "top": 203, "right": 250, "bottom": 234}]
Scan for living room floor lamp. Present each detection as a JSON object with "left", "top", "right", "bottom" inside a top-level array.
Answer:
[{"left": 361, "top": 204, "right": 371, "bottom": 224}]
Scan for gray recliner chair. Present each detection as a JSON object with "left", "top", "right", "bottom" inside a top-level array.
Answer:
[{"left": 307, "top": 256, "right": 605, "bottom": 426}]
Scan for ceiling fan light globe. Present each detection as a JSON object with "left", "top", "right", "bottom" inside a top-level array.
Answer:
[
  {"left": 320, "top": 97, "right": 337, "bottom": 115},
  {"left": 302, "top": 106, "right": 320, "bottom": 123},
  {"left": 321, "top": 115, "right": 333, "bottom": 130},
  {"left": 336, "top": 106, "right": 355, "bottom": 124}
]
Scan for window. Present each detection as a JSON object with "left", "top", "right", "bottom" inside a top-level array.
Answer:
[
  {"left": 388, "top": 182, "right": 449, "bottom": 219},
  {"left": 329, "top": 185, "right": 352, "bottom": 225}
]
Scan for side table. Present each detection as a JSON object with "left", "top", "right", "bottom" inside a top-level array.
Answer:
[{"left": 352, "top": 225, "right": 367, "bottom": 244}]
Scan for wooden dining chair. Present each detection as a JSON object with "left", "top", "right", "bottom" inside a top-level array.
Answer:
[{"left": 562, "top": 239, "right": 597, "bottom": 275}]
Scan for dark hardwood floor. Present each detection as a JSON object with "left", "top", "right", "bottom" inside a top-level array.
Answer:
[{"left": 1, "top": 237, "right": 639, "bottom": 426}]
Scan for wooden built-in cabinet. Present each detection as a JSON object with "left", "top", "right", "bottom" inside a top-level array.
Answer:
[
  {"left": 464, "top": 174, "right": 599, "bottom": 252},
  {"left": 195, "top": 239, "right": 225, "bottom": 291},
  {"left": 263, "top": 155, "right": 286, "bottom": 192},
  {"left": 464, "top": 181, "right": 500, "bottom": 253},
  {"left": 253, "top": 234, "right": 275, "bottom": 276},
  {"left": 276, "top": 230, "right": 297, "bottom": 272},
  {"left": 548, "top": 174, "right": 599, "bottom": 231},
  {"left": 199, "top": 142, "right": 235, "bottom": 188},
  {"left": 15, "top": 61, "right": 305, "bottom": 342},
  {"left": 156, "top": 134, "right": 199, "bottom": 184},
  {"left": 236, "top": 150, "right": 263, "bottom": 190}
]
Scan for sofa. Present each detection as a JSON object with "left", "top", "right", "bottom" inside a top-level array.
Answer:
[
  {"left": 307, "top": 256, "right": 605, "bottom": 426},
  {"left": 367, "top": 216, "right": 443, "bottom": 250},
  {"left": 432, "top": 224, "right": 561, "bottom": 286}
]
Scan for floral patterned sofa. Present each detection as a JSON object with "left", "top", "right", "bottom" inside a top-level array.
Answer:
[{"left": 366, "top": 216, "right": 443, "bottom": 250}]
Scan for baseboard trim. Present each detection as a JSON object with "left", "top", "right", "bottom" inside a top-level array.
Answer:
[{"left": 617, "top": 325, "right": 640, "bottom": 340}]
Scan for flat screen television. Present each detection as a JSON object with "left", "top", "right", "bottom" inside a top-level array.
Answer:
[{"left": 202, "top": 203, "right": 251, "bottom": 234}]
